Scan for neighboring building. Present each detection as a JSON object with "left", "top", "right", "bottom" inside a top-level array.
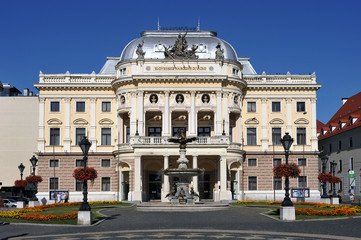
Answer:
[
  {"left": 35, "top": 29, "right": 321, "bottom": 203},
  {"left": 0, "top": 82, "right": 22, "bottom": 96},
  {"left": 318, "top": 92, "right": 361, "bottom": 202},
  {"left": 0, "top": 86, "right": 38, "bottom": 187}
]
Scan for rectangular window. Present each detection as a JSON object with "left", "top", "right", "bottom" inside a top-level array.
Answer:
[
  {"left": 49, "top": 159, "right": 59, "bottom": 168},
  {"left": 101, "top": 159, "right": 111, "bottom": 167},
  {"left": 229, "top": 126, "right": 233, "bottom": 142},
  {"left": 272, "top": 102, "right": 281, "bottom": 112},
  {"left": 248, "top": 177, "right": 257, "bottom": 190},
  {"left": 338, "top": 160, "right": 342, "bottom": 172},
  {"left": 75, "top": 179, "right": 83, "bottom": 191},
  {"left": 49, "top": 177, "right": 59, "bottom": 190},
  {"left": 297, "top": 102, "right": 305, "bottom": 112},
  {"left": 148, "top": 127, "right": 162, "bottom": 137},
  {"left": 350, "top": 157, "right": 354, "bottom": 171},
  {"left": 338, "top": 140, "right": 342, "bottom": 151},
  {"left": 297, "top": 128, "right": 306, "bottom": 145},
  {"left": 329, "top": 143, "right": 332, "bottom": 152},
  {"left": 76, "top": 128, "right": 86, "bottom": 145},
  {"left": 298, "top": 176, "right": 307, "bottom": 188},
  {"left": 50, "top": 101, "right": 60, "bottom": 112},
  {"left": 102, "top": 177, "right": 111, "bottom": 191},
  {"left": 273, "top": 158, "right": 281, "bottom": 166},
  {"left": 76, "top": 159, "right": 84, "bottom": 167},
  {"left": 102, "top": 101, "right": 111, "bottom": 112},
  {"left": 50, "top": 128, "right": 60, "bottom": 146},
  {"left": 126, "top": 127, "right": 130, "bottom": 143},
  {"left": 197, "top": 127, "right": 211, "bottom": 137},
  {"left": 298, "top": 158, "right": 307, "bottom": 166},
  {"left": 76, "top": 101, "right": 85, "bottom": 112},
  {"left": 247, "top": 102, "right": 256, "bottom": 112},
  {"left": 248, "top": 158, "right": 257, "bottom": 167},
  {"left": 101, "top": 128, "right": 111, "bottom": 145},
  {"left": 339, "top": 180, "right": 343, "bottom": 192},
  {"left": 247, "top": 128, "right": 256, "bottom": 145},
  {"left": 173, "top": 127, "right": 186, "bottom": 136},
  {"left": 274, "top": 177, "right": 282, "bottom": 190},
  {"left": 272, "top": 128, "right": 281, "bottom": 145},
  {"left": 350, "top": 137, "right": 353, "bottom": 148}
]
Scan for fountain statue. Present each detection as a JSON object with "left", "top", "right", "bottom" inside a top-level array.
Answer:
[{"left": 164, "top": 129, "right": 204, "bottom": 204}]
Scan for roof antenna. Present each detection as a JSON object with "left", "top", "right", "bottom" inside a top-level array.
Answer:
[
  {"left": 157, "top": 17, "right": 160, "bottom": 31},
  {"left": 197, "top": 18, "right": 200, "bottom": 31}
]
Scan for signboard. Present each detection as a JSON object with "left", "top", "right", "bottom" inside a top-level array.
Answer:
[
  {"left": 49, "top": 190, "right": 69, "bottom": 202},
  {"left": 291, "top": 188, "right": 310, "bottom": 198},
  {"left": 349, "top": 170, "right": 354, "bottom": 178}
]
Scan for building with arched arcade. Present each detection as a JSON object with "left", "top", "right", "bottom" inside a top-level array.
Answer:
[{"left": 35, "top": 29, "right": 321, "bottom": 203}]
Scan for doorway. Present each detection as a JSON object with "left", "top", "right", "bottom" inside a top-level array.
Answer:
[
  {"left": 199, "top": 172, "right": 213, "bottom": 200},
  {"left": 148, "top": 171, "right": 162, "bottom": 201}
]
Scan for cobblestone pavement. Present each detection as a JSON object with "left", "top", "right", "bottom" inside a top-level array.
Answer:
[{"left": 1, "top": 206, "right": 361, "bottom": 239}]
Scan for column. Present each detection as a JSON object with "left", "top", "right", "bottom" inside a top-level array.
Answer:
[
  {"left": 189, "top": 91, "right": 196, "bottom": 136},
  {"left": 130, "top": 92, "right": 137, "bottom": 136},
  {"left": 119, "top": 170, "right": 123, "bottom": 201},
  {"left": 64, "top": 98, "right": 71, "bottom": 151},
  {"left": 215, "top": 91, "right": 222, "bottom": 135},
  {"left": 133, "top": 156, "right": 142, "bottom": 202},
  {"left": 38, "top": 97, "right": 45, "bottom": 152},
  {"left": 90, "top": 98, "right": 97, "bottom": 151},
  {"left": 310, "top": 98, "right": 318, "bottom": 151},
  {"left": 137, "top": 91, "right": 144, "bottom": 136},
  {"left": 192, "top": 156, "right": 199, "bottom": 193},
  {"left": 163, "top": 91, "right": 170, "bottom": 136},
  {"left": 261, "top": 98, "right": 268, "bottom": 151},
  {"left": 286, "top": 98, "right": 292, "bottom": 134},
  {"left": 219, "top": 155, "right": 229, "bottom": 201},
  {"left": 222, "top": 92, "right": 229, "bottom": 136},
  {"left": 161, "top": 155, "right": 169, "bottom": 202}
]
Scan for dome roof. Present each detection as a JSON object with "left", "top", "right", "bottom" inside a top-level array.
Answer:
[{"left": 120, "top": 31, "right": 238, "bottom": 62}]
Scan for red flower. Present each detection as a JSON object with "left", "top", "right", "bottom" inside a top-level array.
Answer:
[
  {"left": 318, "top": 173, "right": 333, "bottom": 182},
  {"left": 73, "top": 167, "right": 97, "bottom": 181},
  {"left": 329, "top": 176, "right": 341, "bottom": 183},
  {"left": 26, "top": 175, "right": 43, "bottom": 183},
  {"left": 14, "top": 180, "right": 28, "bottom": 188},
  {"left": 273, "top": 163, "right": 301, "bottom": 178}
]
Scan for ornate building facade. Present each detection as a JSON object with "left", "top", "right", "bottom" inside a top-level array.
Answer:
[{"left": 35, "top": 30, "right": 321, "bottom": 203}]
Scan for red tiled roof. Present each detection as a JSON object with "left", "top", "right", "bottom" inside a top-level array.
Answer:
[
  {"left": 318, "top": 91, "right": 361, "bottom": 140},
  {"left": 317, "top": 120, "right": 325, "bottom": 133}
]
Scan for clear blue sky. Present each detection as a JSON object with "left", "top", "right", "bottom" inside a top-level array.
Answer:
[{"left": 1, "top": 0, "right": 360, "bottom": 123}]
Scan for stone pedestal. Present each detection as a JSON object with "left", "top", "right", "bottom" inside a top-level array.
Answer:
[
  {"left": 29, "top": 201, "right": 40, "bottom": 207},
  {"left": 16, "top": 201, "right": 25, "bottom": 209},
  {"left": 320, "top": 197, "right": 331, "bottom": 204},
  {"left": 280, "top": 206, "right": 296, "bottom": 221},
  {"left": 78, "top": 211, "right": 92, "bottom": 225},
  {"left": 331, "top": 197, "right": 339, "bottom": 205}
]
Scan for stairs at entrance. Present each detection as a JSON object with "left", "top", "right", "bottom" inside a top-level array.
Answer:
[{"left": 136, "top": 201, "right": 229, "bottom": 212}]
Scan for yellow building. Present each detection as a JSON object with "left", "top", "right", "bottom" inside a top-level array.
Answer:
[{"left": 35, "top": 29, "right": 321, "bottom": 203}]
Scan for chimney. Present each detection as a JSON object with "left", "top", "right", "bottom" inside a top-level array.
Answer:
[
  {"left": 342, "top": 98, "right": 348, "bottom": 105},
  {"left": 23, "top": 88, "right": 29, "bottom": 96},
  {"left": 29, "top": 91, "right": 33, "bottom": 96}
]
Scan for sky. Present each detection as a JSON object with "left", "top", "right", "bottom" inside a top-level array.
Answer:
[{"left": 1, "top": 0, "right": 360, "bottom": 123}]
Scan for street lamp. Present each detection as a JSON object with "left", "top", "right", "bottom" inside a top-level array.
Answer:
[
  {"left": 79, "top": 136, "right": 92, "bottom": 211},
  {"left": 321, "top": 155, "right": 329, "bottom": 198},
  {"left": 330, "top": 161, "right": 337, "bottom": 197},
  {"left": 29, "top": 155, "right": 38, "bottom": 175},
  {"left": 29, "top": 155, "right": 39, "bottom": 201},
  {"left": 280, "top": 132, "right": 294, "bottom": 207},
  {"left": 18, "top": 163, "right": 25, "bottom": 180}
]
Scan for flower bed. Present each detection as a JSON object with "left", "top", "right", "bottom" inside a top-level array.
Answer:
[
  {"left": 26, "top": 175, "right": 43, "bottom": 183},
  {"left": 273, "top": 163, "right": 301, "bottom": 178},
  {"left": 295, "top": 208, "right": 356, "bottom": 216},
  {"left": 20, "top": 212, "right": 77, "bottom": 221}
]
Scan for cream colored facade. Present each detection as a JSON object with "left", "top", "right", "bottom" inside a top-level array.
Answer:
[
  {"left": 35, "top": 30, "right": 321, "bottom": 203},
  {"left": 0, "top": 97, "right": 38, "bottom": 186}
]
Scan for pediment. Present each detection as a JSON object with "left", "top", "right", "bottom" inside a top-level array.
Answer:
[
  {"left": 294, "top": 118, "right": 309, "bottom": 124},
  {"left": 270, "top": 118, "right": 284, "bottom": 125},
  {"left": 99, "top": 118, "right": 114, "bottom": 125},
  {"left": 245, "top": 117, "right": 259, "bottom": 124},
  {"left": 47, "top": 118, "right": 62, "bottom": 125},
  {"left": 73, "top": 118, "right": 88, "bottom": 125}
]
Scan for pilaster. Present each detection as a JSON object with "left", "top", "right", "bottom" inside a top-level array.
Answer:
[
  {"left": 137, "top": 91, "right": 144, "bottom": 136},
  {"left": 192, "top": 155, "right": 199, "bottom": 194},
  {"left": 90, "top": 98, "right": 97, "bottom": 151},
  {"left": 163, "top": 91, "right": 170, "bottom": 136},
  {"left": 130, "top": 92, "right": 137, "bottom": 136},
  {"left": 286, "top": 98, "right": 292, "bottom": 134},
  {"left": 311, "top": 98, "right": 318, "bottom": 150},
  {"left": 38, "top": 97, "right": 45, "bottom": 152},
  {"left": 215, "top": 91, "right": 222, "bottom": 136},
  {"left": 219, "top": 155, "right": 230, "bottom": 201},
  {"left": 161, "top": 155, "right": 169, "bottom": 202},
  {"left": 222, "top": 92, "right": 229, "bottom": 135},
  {"left": 63, "top": 98, "right": 71, "bottom": 152},
  {"left": 133, "top": 155, "right": 142, "bottom": 202},
  {"left": 261, "top": 98, "right": 268, "bottom": 151},
  {"left": 189, "top": 91, "right": 196, "bottom": 136}
]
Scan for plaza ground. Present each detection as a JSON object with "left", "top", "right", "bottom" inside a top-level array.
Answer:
[{"left": 1, "top": 205, "right": 361, "bottom": 239}]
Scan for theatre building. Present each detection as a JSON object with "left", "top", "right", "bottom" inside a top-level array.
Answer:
[{"left": 35, "top": 29, "right": 321, "bottom": 203}]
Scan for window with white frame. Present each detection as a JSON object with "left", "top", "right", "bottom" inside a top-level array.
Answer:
[
  {"left": 297, "top": 128, "right": 306, "bottom": 145},
  {"left": 101, "top": 128, "right": 111, "bottom": 145},
  {"left": 296, "top": 102, "right": 305, "bottom": 112},
  {"left": 273, "top": 158, "right": 281, "bottom": 166},
  {"left": 102, "top": 101, "right": 111, "bottom": 112},
  {"left": 102, "top": 177, "right": 111, "bottom": 191},
  {"left": 298, "top": 158, "right": 307, "bottom": 166},
  {"left": 247, "top": 128, "right": 257, "bottom": 145},
  {"left": 101, "top": 159, "right": 111, "bottom": 167},
  {"left": 75, "top": 128, "right": 86, "bottom": 145},
  {"left": 248, "top": 158, "right": 257, "bottom": 167},
  {"left": 274, "top": 177, "right": 282, "bottom": 190},
  {"left": 75, "top": 179, "right": 83, "bottom": 191},
  {"left": 272, "top": 102, "right": 281, "bottom": 112},
  {"left": 49, "top": 177, "right": 59, "bottom": 190},
  {"left": 50, "top": 101, "right": 60, "bottom": 112},
  {"left": 49, "top": 159, "right": 59, "bottom": 168},
  {"left": 247, "top": 102, "right": 256, "bottom": 112},
  {"left": 50, "top": 128, "right": 60, "bottom": 145},
  {"left": 272, "top": 128, "right": 281, "bottom": 145},
  {"left": 75, "top": 159, "right": 84, "bottom": 167},
  {"left": 298, "top": 176, "right": 307, "bottom": 188},
  {"left": 248, "top": 177, "right": 257, "bottom": 190},
  {"left": 76, "top": 101, "right": 85, "bottom": 112}
]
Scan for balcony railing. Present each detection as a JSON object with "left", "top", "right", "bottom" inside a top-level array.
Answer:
[{"left": 130, "top": 136, "right": 231, "bottom": 145}]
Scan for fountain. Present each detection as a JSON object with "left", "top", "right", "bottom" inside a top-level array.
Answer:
[{"left": 163, "top": 129, "right": 204, "bottom": 204}]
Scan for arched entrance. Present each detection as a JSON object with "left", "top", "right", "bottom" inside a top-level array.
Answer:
[
  {"left": 230, "top": 161, "right": 242, "bottom": 200},
  {"left": 119, "top": 162, "right": 130, "bottom": 201}
]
